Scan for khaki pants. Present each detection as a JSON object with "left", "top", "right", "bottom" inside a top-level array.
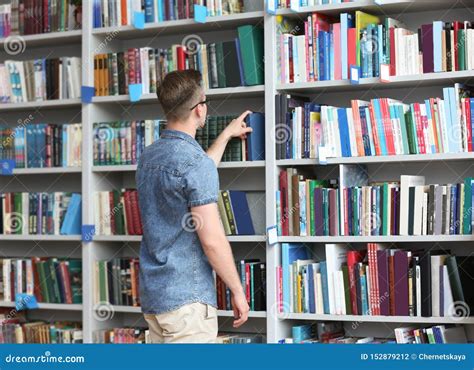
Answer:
[{"left": 144, "top": 302, "right": 218, "bottom": 343}]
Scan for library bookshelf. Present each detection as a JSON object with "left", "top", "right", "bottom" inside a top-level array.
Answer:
[{"left": 0, "top": 0, "right": 473, "bottom": 344}]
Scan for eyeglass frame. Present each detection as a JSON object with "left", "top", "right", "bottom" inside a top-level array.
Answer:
[{"left": 189, "top": 99, "right": 210, "bottom": 111}]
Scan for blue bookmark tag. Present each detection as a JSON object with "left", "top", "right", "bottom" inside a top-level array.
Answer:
[
  {"left": 267, "top": 225, "right": 278, "bottom": 246},
  {"left": 350, "top": 65, "right": 360, "bottom": 85},
  {"left": 15, "top": 293, "right": 39, "bottom": 311},
  {"left": 194, "top": 5, "right": 207, "bottom": 23},
  {"left": 81, "top": 85, "right": 95, "bottom": 103},
  {"left": 82, "top": 224, "right": 95, "bottom": 242},
  {"left": 128, "top": 84, "right": 143, "bottom": 102},
  {"left": 0, "top": 159, "right": 15, "bottom": 175},
  {"left": 133, "top": 11, "right": 145, "bottom": 29},
  {"left": 266, "top": 0, "right": 277, "bottom": 14}
]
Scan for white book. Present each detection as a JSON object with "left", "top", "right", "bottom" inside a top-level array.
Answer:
[
  {"left": 442, "top": 265, "right": 454, "bottom": 317},
  {"left": 325, "top": 244, "right": 349, "bottom": 315},
  {"left": 416, "top": 265, "right": 421, "bottom": 317},
  {"left": 346, "top": 107, "right": 358, "bottom": 157},
  {"left": 431, "top": 255, "right": 447, "bottom": 317},
  {"left": 399, "top": 175, "right": 425, "bottom": 235},
  {"left": 413, "top": 185, "right": 425, "bottom": 236},
  {"left": 422, "top": 191, "right": 428, "bottom": 235},
  {"left": 3, "top": 259, "right": 11, "bottom": 301},
  {"left": 311, "top": 263, "right": 320, "bottom": 313},
  {"left": 444, "top": 185, "right": 451, "bottom": 234},
  {"left": 289, "top": 264, "right": 294, "bottom": 313},
  {"left": 25, "top": 259, "right": 34, "bottom": 295}
]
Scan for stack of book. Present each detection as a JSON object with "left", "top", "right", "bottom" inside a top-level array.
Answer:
[
  {"left": 93, "top": 25, "right": 263, "bottom": 93},
  {"left": 279, "top": 322, "right": 347, "bottom": 344},
  {"left": 215, "top": 260, "right": 266, "bottom": 311},
  {"left": 93, "top": 0, "right": 247, "bottom": 28},
  {"left": 275, "top": 84, "right": 474, "bottom": 160},
  {"left": 0, "top": 258, "right": 82, "bottom": 304},
  {"left": 94, "top": 328, "right": 148, "bottom": 344},
  {"left": 278, "top": 243, "right": 474, "bottom": 318},
  {"left": 93, "top": 113, "right": 264, "bottom": 165},
  {"left": 0, "top": 0, "right": 82, "bottom": 37},
  {"left": 0, "top": 318, "right": 83, "bottom": 344},
  {"left": 278, "top": 11, "right": 474, "bottom": 83},
  {"left": 0, "top": 192, "right": 82, "bottom": 235},
  {"left": 217, "top": 333, "right": 266, "bottom": 343},
  {"left": 277, "top": 169, "right": 474, "bottom": 237},
  {"left": 218, "top": 190, "right": 263, "bottom": 236},
  {"left": 0, "top": 123, "right": 82, "bottom": 169},
  {"left": 0, "top": 57, "right": 82, "bottom": 103},
  {"left": 276, "top": 0, "right": 355, "bottom": 9},
  {"left": 95, "top": 258, "right": 140, "bottom": 307},
  {"left": 93, "top": 189, "right": 143, "bottom": 236}
]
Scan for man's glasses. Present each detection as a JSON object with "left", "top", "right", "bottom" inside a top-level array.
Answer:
[{"left": 189, "top": 99, "right": 209, "bottom": 111}]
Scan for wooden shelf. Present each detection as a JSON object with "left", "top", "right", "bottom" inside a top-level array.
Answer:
[{"left": 92, "top": 11, "right": 264, "bottom": 39}]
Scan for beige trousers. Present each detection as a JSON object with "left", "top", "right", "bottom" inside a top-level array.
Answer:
[{"left": 144, "top": 302, "right": 218, "bottom": 343}]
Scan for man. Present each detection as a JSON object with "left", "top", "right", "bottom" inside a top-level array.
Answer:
[{"left": 136, "top": 70, "right": 252, "bottom": 343}]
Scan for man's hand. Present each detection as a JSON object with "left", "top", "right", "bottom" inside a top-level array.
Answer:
[
  {"left": 223, "top": 110, "right": 253, "bottom": 140},
  {"left": 231, "top": 290, "right": 250, "bottom": 328}
]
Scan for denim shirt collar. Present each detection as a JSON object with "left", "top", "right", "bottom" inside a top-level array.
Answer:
[{"left": 161, "top": 129, "right": 201, "bottom": 150}]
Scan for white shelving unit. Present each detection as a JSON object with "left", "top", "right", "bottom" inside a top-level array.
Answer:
[{"left": 1, "top": 0, "right": 473, "bottom": 344}]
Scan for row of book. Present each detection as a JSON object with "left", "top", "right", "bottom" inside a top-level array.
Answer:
[
  {"left": 0, "top": 123, "right": 82, "bottom": 169},
  {"left": 93, "top": 25, "right": 263, "bottom": 94},
  {"left": 278, "top": 11, "right": 474, "bottom": 84},
  {"left": 0, "top": 258, "right": 82, "bottom": 304},
  {"left": 277, "top": 169, "right": 474, "bottom": 237},
  {"left": 217, "top": 190, "right": 262, "bottom": 236},
  {"left": 92, "top": 0, "right": 249, "bottom": 28},
  {"left": 93, "top": 328, "right": 148, "bottom": 344},
  {"left": 217, "top": 333, "right": 265, "bottom": 344},
  {"left": 276, "top": 0, "right": 354, "bottom": 8},
  {"left": 0, "top": 1, "right": 82, "bottom": 37},
  {"left": 0, "top": 316, "right": 83, "bottom": 344},
  {"left": 95, "top": 258, "right": 140, "bottom": 307},
  {"left": 92, "top": 113, "right": 264, "bottom": 166},
  {"left": 94, "top": 189, "right": 143, "bottom": 236},
  {"left": 215, "top": 260, "right": 266, "bottom": 311},
  {"left": 0, "top": 192, "right": 82, "bottom": 236},
  {"left": 280, "top": 322, "right": 468, "bottom": 344},
  {"left": 276, "top": 84, "right": 474, "bottom": 161},
  {"left": 278, "top": 243, "right": 474, "bottom": 318},
  {"left": 0, "top": 58, "right": 82, "bottom": 104}
]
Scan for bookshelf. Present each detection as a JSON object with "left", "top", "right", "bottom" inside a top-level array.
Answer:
[{"left": 1, "top": 0, "right": 474, "bottom": 344}]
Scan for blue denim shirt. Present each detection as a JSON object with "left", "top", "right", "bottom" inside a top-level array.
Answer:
[{"left": 136, "top": 129, "right": 219, "bottom": 314}]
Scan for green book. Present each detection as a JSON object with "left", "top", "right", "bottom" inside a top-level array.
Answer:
[
  {"left": 37, "top": 261, "right": 50, "bottom": 303},
  {"left": 46, "top": 259, "right": 61, "bottom": 303},
  {"left": 215, "top": 43, "right": 227, "bottom": 88},
  {"left": 397, "top": 105, "right": 410, "bottom": 155},
  {"left": 463, "top": 178, "right": 472, "bottom": 235},
  {"left": 309, "top": 181, "right": 316, "bottom": 236},
  {"left": 405, "top": 108, "right": 417, "bottom": 154},
  {"left": 250, "top": 263, "right": 255, "bottom": 311},
  {"left": 221, "top": 191, "right": 236, "bottom": 235},
  {"left": 446, "top": 256, "right": 465, "bottom": 303},
  {"left": 67, "top": 259, "right": 82, "bottom": 304},
  {"left": 458, "top": 29, "right": 466, "bottom": 71},
  {"left": 237, "top": 25, "right": 264, "bottom": 86},
  {"left": 13, "top": 193, "right": 22, "bottom": 234},
  {"left": 98, "top": 261, "right": 108, "bottom": 303},
  {"left": 341, "top": 265, "right": 352, "bottom": 315},
  {"left": 322, "top": 189, "right": 329, "bottom": 236}
]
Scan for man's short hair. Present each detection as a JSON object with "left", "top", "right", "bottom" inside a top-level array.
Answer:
[{"left": 157, "top": 70, "right": 203, "bottom": 121}]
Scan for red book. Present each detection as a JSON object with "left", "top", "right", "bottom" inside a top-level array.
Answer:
[
  {"left": 464, "top": 98, "right": 472, "bottom": 151},
  {"left": 109, "top": 192, "right": 116, "bottom": 235},
  {"left": 368, "top": 104, "right": 382, "bottom": 156},
  {"left": 31, "top": 258, "right": 43, "bottom": 302},
  {"left": 343, "top": 188, "right": 349, "bottom": 235},
  {"left": 60, "top": 261, "right": 73, "bottom": 304},
  {"left": 216, "top": 276, "right": 222, "bottom": 309},
  {"left": 381, "top": 99, "right": 396, "bottom": 155},
  {"left": 121, "top": 0, "right": 128, "bottom": 25},
  {"left": 389, "top": 27, "right": 396, "bottom": 75},
  {"left": 45, "top": 125, "right": 52, "bottom": 167},
  {"left": 453, "top": 21, "right": 464, "bottom": 71},
  {"left": 43, "top": 0, "right": 48, "bottom": 32},
  {"left": 347, "top": 250, "right": 366, "bottom": 315},
  {"left": 127, "top": 49, "right": 136, "bottom": 85},
  {"left": 131, "top": 121, "right": 137, "bottom": 164},
  {"left": 177, "top": 46, "right": 186, "bottom": 71},
  {"left": 245, "top": 263, "right": 251, "bottom": 304},
  {"left": 123, "top": 190, "right": 135, "bottom": 235},
  {"left": 134, "top": 48, "right": 142, "bottom": 84},
  {"left": 130, "top": 190, "right": 143, "bottom": 235},
  {"left": 288, "top": 36, "right": 294, "bottom": 83},
  {"left": 347, "top": 28, "right": 357, "bottom": 71},
  {"left": 413, "top": 103, "right": 426, "bottom": 154},
  {"left": 279, "top": 170, "right": 289, "bottom": 236}
]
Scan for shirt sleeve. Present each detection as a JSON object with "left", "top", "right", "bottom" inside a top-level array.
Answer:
[{"left": 183, "top": 155, "right": 219, "bottom": 208}]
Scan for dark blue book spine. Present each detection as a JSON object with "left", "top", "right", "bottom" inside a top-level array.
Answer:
[
  {"left": 235, "top": 38, "right": 246, "bottom": 87},
  {"left": 308, "top": 264, "right": 315, "bottom": 314},
  {"left": 319, "top": 261, "right": 330, "bottom": 314},
  {"left": 318, "top": 31, "right": 326, "bottom": 81},
  {"left": 145, "top": 0, "right": 155, "bottom": 22},
  {"left": 285, "top": 112, "right": 291, "bottom": 159},
  {"left": 324, "top": 31, "right": 330, "bottom": 81}
]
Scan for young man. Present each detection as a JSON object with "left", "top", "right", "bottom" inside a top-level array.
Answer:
[{"left": 136, "top": 70, "right": 252, "bottom": 343}]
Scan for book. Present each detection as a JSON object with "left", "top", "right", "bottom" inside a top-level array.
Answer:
[
  {"left": 94, "top": 327, "right": 148, "bottom": 344},
  {"left": 0, "top": 257, "right": 82, "bottom": 304}
]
